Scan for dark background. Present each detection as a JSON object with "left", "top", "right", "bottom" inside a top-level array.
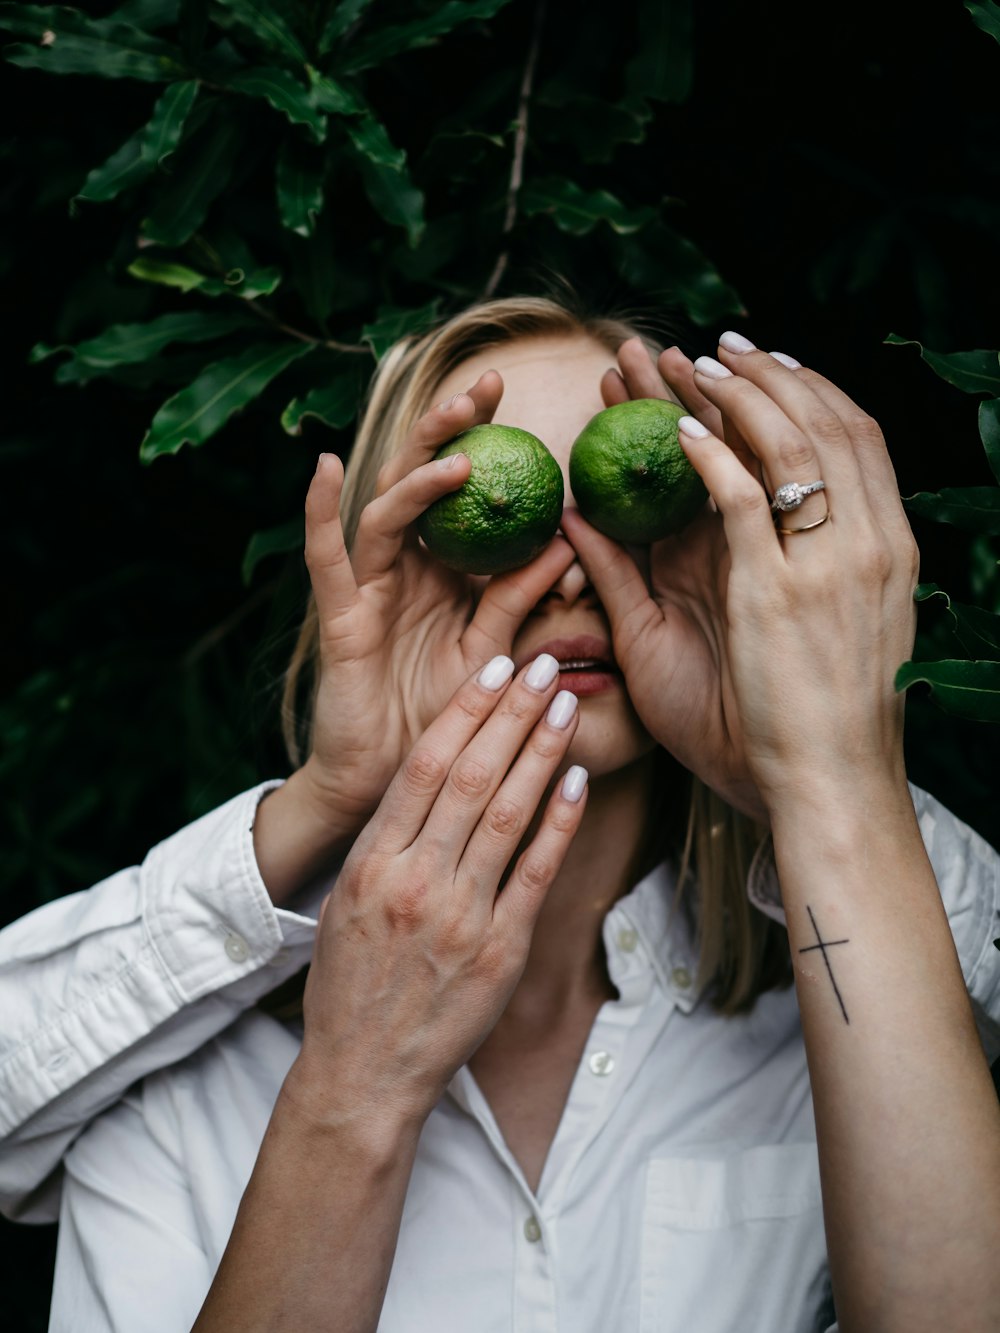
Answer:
[{"left": 3, "top": 1, "right": 999, "bottom": 1324}]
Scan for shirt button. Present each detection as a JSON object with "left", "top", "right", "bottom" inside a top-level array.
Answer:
[
  {"left": 588, "top": 1050, "right": 615, "bottom": 1077},
  {"left": 616, "top": 927, "right": 639, "bottom": 953},
  {"left": 224, "top": 933, "right": 250, "bottom": 963},
  {"left": 523, "top": 1217, "right": 542, "bottom": 1243},
  {"left": 671, "top": 964, "right": 692, "bottom": 990}
]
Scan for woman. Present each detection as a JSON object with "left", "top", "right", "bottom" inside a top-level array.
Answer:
[{"left": 3, "top": 298, "right": 999, "bottom": 1331}]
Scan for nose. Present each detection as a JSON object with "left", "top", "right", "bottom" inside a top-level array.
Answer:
[{"left": 540, "top": 555, "right": 593, "bottom": 607}]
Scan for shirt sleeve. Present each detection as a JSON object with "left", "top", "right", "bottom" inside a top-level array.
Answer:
[
  {"left": 746, "top": 783, "right": 1000, "bottom": 1062},
  {"left": 50, "top": 1088, "right": 213, "bottom": 1333},
  {"left": 0, "top": 782, "right": 321, "bottom": 1222}
]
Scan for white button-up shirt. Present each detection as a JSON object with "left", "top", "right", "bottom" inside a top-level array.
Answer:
[{"left": 1, "top": 783, "right": 998, "bottom": 1332}]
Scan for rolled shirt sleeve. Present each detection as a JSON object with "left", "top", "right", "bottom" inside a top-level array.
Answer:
[{"left": 0, "top": 782, "right": 321, "bottom": 1221}]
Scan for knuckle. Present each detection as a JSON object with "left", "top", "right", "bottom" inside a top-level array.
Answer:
[
  {"left": 518, "top": 850, "right": 555, "bottom": 891},
  {"left": 401, "top": 747, "right": 447, "bottom": 795},
  {"left": 731, "top": 484, "right": 767, "bottom": 516},
  {"left": 529, "top": 729, "right": 567, "bottom": 764},
  {"left": 807, "top": 412, "right": 845, "bottom": 448},
  {"left": 449, "top": 756, "right": 494, "bottom": 802},
  {"left": 776, "top": 434, "right": 816, "bottom": 471},
  {"left": 483, "top": 798, "right": 526, "bottom": 840},
  {"left": 856, "top": 539, "right": 893, "bottom": 584},
  {"left": 383, "top": 879, "right": 430, "bottom": 930},
  {"left": 500, "top": 690, "right": 537, "bottom": 725},
  {"left": 849, "top": 412, "right": 884, "bottom": 449},
  {"left": 547, "top": 804, "right": 579, "bottom": 836}
]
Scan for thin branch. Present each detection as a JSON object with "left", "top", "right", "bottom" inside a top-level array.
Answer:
[
  {"left": 244, "top": 298, "right": 368, "bottom": 355},
  {"left": 482, "top": 0, "right": 546, "bottom": 300}
]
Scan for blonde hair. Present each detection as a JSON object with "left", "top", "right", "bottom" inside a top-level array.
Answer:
[{"left": 279, "top": 294, "right": 791, "bottom": 1014}]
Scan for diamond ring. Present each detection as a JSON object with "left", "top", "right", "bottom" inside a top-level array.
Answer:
[{"left": 770, "top": 480, "right": 826, "bottom": 512}]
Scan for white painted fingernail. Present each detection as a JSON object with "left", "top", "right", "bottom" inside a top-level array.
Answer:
[
  {"left": 678, "top": 415, "right": 710, "bottom": 438},
  {"left": 693, "top": 356, "right": 733, "bottom": 380},
  {"left": 525, "top": 653, "right": 559, "bottom": 690},
  {"left": 561, "top": 765, "right": 588, "bottom": 803},
  {"left": 546, "top": 690, "right": 578, "bottom": 729},
  {"left": 719, "top": 330, "right": 756, "bottom": 353},
  {"left": 478, "top": 655, "right": 515, "bottom": 690},
  {"left": 770, "top": 351, "right": 802, "bottom": 370}
]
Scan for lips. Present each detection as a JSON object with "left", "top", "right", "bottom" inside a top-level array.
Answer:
[{"left": 516, "top": 635, "right": 621, "bottom": 697}]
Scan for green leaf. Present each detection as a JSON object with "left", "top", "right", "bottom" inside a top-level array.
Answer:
[
  {"left": 536, "top": 91, "right": 652, "bottom": 165},
  {"left": 319, "top": 0, "right": 373, "bottom": 51},
  {"left": 74, "top": 79, "right": 198, "bottom": 204},
  {"left": 346, "top": 114, "right": 424, "bottom": 244},
  {"left": 31, "top": 311, "right": 251, "bottom": 382},
  {"left": 227, "top": 66, "right": 327, "bottom": 142},
  {"left": 965, "top": 0, "right": 1000, "bottom": 42},
  {"left": 126, "top": 257, "right": 207, "bottom": 291},
  {"left": 114, "top": 0, "right": 180, "bottom": 28},
  {"left": 2, "top": 6, "right": 186, "bottom": 80},
  {"left": 141, "top": 112, "right": 243, "bottom": 245},
  {"left": 140, "top": 341, "right": 312, "bottom": 460},
  {"left": 625, "top": 0, "right": 693, "bottom": 103},
  {"left": 904, "top": 487, "right": 1000, "bottom": 535},
  {"left": 276, "top": 138, "right": 325, "bottom": 236},
  {"left": 616, "top": 221, "right": 744, "bottom": 327},
  {"left": 306, "top": 65, "right": 363, "bottom": 116},
  {"left": 521, "top": 177, "right": 657, "bottom": 236},
  {"left": 885, "top": 335, "right": 1000, "bottom": 395},
  {"left": 281, "top": 372, "right": 361, "bottom": 434},
  {"left": 362, "top": 300, "right": 442, "bottom": 359},
  {"left": 214, "top": 0, "right": 307, "bottom": 66},
  {"left": 334, "top": 0, "right": 514, "bottom": 71},
  {"left": 242, "top": 515, "right": 304, "bottom": 585},
  {"left": 979, "top": 398, "right": 1000, "bottom": 485},
  {"left": 914, "top": 584, "right": 1000, "bottom": 661},
  {"left": 895, "top": 658, "right": 1000, "bottom": 722}
]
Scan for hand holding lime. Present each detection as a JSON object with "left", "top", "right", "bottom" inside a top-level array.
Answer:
[
  {"left": 418, "top": 423, "right": 564, "bottom": 575},
  {"left": 569, "top": 398, "right": 707, "bottom": 542}
]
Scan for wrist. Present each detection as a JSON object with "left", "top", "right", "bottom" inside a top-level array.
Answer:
[{"left": 252, "top": 766, "right": 358, "bottom": 905}]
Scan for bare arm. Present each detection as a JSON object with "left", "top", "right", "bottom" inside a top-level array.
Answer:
[
  {"left": 194, "top": 655, "right": 587, "bottom": 1330},
  {"left": 678, "top": 339, "right": 1000, "bottom": 1331}
]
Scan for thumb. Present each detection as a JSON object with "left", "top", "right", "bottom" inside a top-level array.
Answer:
[{"left": 559, "top": 509, "right": 661, "bottom": 654}]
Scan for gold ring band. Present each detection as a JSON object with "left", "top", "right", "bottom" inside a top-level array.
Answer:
[{"left": 775, "top": 511, "right": 832, "bottom": 535}]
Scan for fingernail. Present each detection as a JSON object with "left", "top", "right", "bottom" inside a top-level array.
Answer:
[
  {"left": 770, "top": 351, "right": 802, "bottom": 370},
  {"left": 525, "top": 653, "right": 559, "bottom": 691},
  {"left": 438, "top": 452, "right": 465, "bottom": 470},
  {"left": 678, "top": 415, "right": 711, "bottom": 438},
  {"left": 561, "top": 765, "right": 588, "bottom": 803},
  {"left": 546, "top": 690, "right": 578, "bottom": 729},
  {"left": 693, "top": 356, "right": 733, "bottom": 380},
  {"left": 719, "top": 331, "right": 756, "bottom": 353},
  {"left": 478, "top": 655, "right": 515, "bottom": 690},
  {"left": 315, "top": 452, "right": 330, "bottom": 472}
]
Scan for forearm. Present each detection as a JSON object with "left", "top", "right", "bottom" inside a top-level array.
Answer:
[
  {"left": 252, "top": 761, "right": 362, "bottom": 905},
  {"left": 771, "top": 772, "right": 1000, "bottom": 1333},
  {"left": 193, "top": 1056, "right": 423, "bottom": 1333}
]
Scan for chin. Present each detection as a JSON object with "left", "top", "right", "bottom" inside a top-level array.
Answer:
[{"left": 565, "top": 701, "right": 657, "bottom": 781}]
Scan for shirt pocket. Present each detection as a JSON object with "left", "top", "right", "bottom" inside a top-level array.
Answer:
[{"left": 640, "top": 1144, "right": 829, "bottom": 1333}]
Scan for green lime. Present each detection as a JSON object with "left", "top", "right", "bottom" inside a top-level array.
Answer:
[
  {"left": 569, "top": 398, "right": 707, "bottom": 542},
  {"left": 418, "top": 423, "right": 565, "bottom": 575}
]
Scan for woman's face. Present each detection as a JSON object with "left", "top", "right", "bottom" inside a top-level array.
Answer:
[{"left": 432, "top": 333, "right": 658, "bottom": 779}]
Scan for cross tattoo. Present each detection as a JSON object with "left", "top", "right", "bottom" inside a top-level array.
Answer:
[{"left": 798, "top": 905, "right": 850, "bottom": 1025}]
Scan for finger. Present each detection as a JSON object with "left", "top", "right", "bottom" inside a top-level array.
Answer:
[
  {"left": 657, "top": 346, "right": 725, "bottom": 436},
  {"left": 361, "top": 655, "right": 518, "bottom": 854},
  {"left": 494, "top": 768, "right": 588, "bottom": 932},
  {"left": 376, "top": 370, "right": 504, "bottom": 495},
  {"left": 676, "top": 416, "right": 782, "bottom": 575},
  {"left": 417, "top": 654, "right": 564, "bottom": 857},
  {"left": 791, "top": 368, "right": 908, "bottom": 532},
  {"left": 304, "top": 453, "right": 360, "bottom": 624},
  {"left": 559, "top": 508, "right": 664, "bottom": 661},
  {"left": 462, "top": 536, "right": 577, "bottom": 662},
  {"left": 618, "top": 335, "right": 679, "bottom": 403},
  {"left": 351, "top": 452, "right": 473, "bottom": 584},
  {"left": 693, "top": 349, "right": 849, "bottom": 529},
  {"left": 601, "top": 367, "right": 629, "bottom": 407},
  {"left": 459, "top": 686, "right": 581, "bottom": 893}
]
